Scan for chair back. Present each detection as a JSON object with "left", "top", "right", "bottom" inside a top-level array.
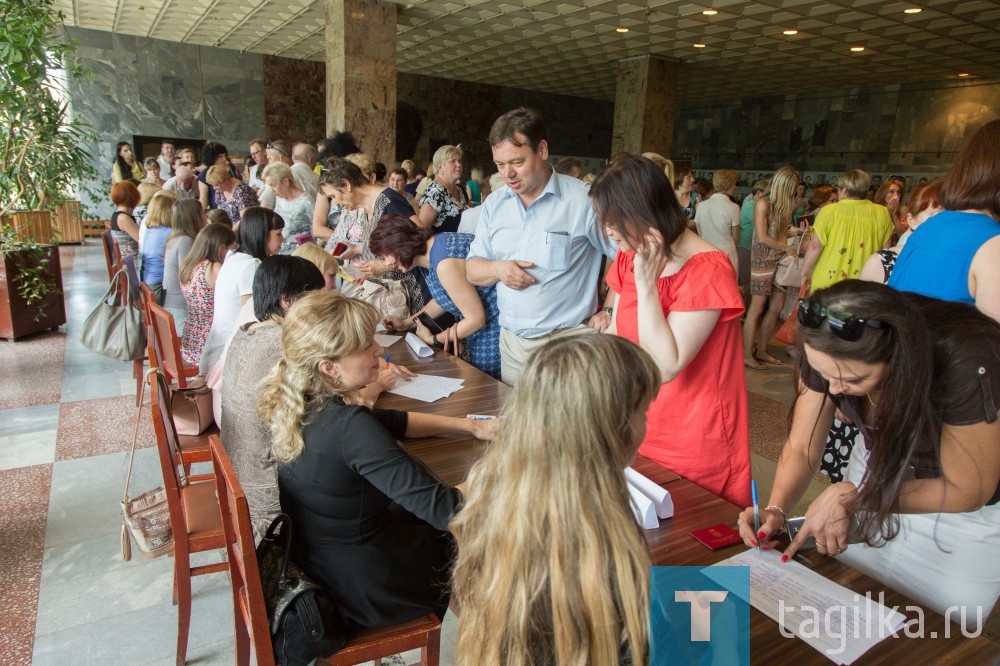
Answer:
[
  {"left": 101, "top": 230, "right": 120, "bottom": 280},
  {"left": 148, "top": 370, "right": 190, "bottom": 537},
  {"left": 210, "top": 435, "right": 276, "bottom": 666},
  {"left": 148, "top": 300, "right": 190, "bottom": 388}
]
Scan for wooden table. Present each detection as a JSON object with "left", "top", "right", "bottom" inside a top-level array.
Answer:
[{"left": 377, "top": 341, "right": 1000, "bottom": 664}]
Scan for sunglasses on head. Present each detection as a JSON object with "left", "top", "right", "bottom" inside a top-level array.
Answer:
[
  {"left": 797, "top": 299, "right": 886, "bottom": 342},
  {"left": 266, "top": 143, "right": 288, "bottom": 157}
]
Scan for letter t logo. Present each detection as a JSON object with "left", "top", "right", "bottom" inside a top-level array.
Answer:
[{"left": 675, "top": 591, "right": 729, "bottom": 641}]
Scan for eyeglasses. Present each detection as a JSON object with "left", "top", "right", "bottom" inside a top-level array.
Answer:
[
  {"left": 266, "top": 143, "right": 288, "bottom": 157},
  {"left": 797, "top": 299, "right": 886, "bottom": 342}
]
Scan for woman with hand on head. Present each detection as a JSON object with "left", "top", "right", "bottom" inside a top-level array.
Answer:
[
  {"left": 451, "top": 333, "right": 659, "bottom": 665},
  {"left": 872, "top": 177, "right": 906, "bottom": 241},
  {"left": 257, "top": 290, "right": 498, "bottom": 630},
  {"left": 416, "top": 145, "right": 469, "bottom": 233},
  {"left": 112, "top": 141, "right": 143, "bottom": 183},
  {"left": 590, "top": 154, "right": 751, "bottom": 508},
  {"left": 738, "top": 281, "right": 1000, "bottom": 629},
  {"left": 369, "top": 214, "right": 501, "bottom": 379},
  {"left": 178, "top": 223, "right": 236, "bottom": 367},
  {"left": 742, "top": 166, "right": 801, "bottom": 369}
]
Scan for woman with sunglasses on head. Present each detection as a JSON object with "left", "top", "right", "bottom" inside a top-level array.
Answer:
[{"left": 737, "top": 280, "right": 1000, "bottom": 628}]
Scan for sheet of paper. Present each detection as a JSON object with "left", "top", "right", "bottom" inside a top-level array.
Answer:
[
  {"left": 708, "top": 549, "right": 907, "bottom": 664},
  {"left": 387, "top": 374, "right": 464, "bottom": 402},
  {"left": 627, "top": 481, "right": 659, "bottom": 529},
  {"left": 374, "top": 333, "right": 401, "bottom": 347},
  {"left": 625, "top": 466, "right": 674, "bottom": 519},
  {"left": 405, "top": 332, "right": 434, "bottom": 358}
]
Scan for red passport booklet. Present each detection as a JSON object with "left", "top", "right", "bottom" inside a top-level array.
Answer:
[{"left": 690, "top": 524, "right": 743, "bottom": 550}]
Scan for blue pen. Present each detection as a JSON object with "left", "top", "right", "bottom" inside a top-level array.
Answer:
[
  {"left": 383, "top": 354, "right": 390, "bottom": 369},
  {"left": 751, "top": 480, "right": 761, "bottom": 553}
]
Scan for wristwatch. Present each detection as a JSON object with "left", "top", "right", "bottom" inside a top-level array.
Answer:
[
  {"left": 431, "top": 333, "right": 440, "bottom": 347},
  {"left": 603, "top": 307, "right": 614, "bottom": 317}
]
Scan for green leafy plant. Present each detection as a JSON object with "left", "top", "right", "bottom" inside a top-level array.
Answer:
[
  {"left": 0, "top": 0, "right": 98, "bottom": 216},
  {"left": 0, "top": 224, "right": 60, "bottom": 319}
]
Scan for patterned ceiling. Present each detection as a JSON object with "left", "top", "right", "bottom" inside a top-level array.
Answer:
[{"left": 55, "top": 0, "right": 1000, "bottom": 104}]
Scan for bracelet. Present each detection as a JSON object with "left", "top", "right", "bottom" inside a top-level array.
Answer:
[
  {"left": 764, "top": 504, "right": 787, "bottom": 518},
  {"left": 432, "top": 333, "right": 440, "bottom": 347}
]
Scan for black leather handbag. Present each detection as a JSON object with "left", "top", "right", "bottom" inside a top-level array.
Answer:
[{"left": 256, "top": 514, "right": 345, "bottom": 666}]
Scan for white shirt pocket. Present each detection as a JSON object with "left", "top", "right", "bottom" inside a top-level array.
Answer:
[{"left": 542, "top": 231, "right": 571, "bottom": 271}]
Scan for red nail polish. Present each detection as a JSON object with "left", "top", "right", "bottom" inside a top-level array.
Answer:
[
  {"left": 780, "top": 554, "right": 789, "bottom": 563},
  {"left": 751, "top": 538, "right": 758, "bottom": 547},
  {"left": 762, "top": 546, "right": 770, "bottom": 551},
  {"left": 757, "top": 531, "right": 766, "bottom": 539}
]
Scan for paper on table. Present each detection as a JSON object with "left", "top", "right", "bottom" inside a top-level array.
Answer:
[
  {"left": 388, "top": 374, "right": 464, "bottom": 402},
  {"left": 374, "top": 333, "right": 401, "bottom": 347},
  {"left": 627, "top": 482, "right": 659, "bottom": 529},
  {"left": 405, "top": 332, "right": 434, "bottom": 358},
  {"left": 707, "top": 549, "right": 907, "bottom": 664},
  {"left": 625, "top": 467, "right": 674, "bottom": 519}
]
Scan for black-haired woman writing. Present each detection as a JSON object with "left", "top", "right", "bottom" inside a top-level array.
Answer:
[{"left": 737, "top": 280, "right": 1000, "bottom": 629}]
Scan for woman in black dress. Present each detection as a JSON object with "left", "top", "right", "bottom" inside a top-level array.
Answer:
[{"left": 256, "top": 290, "right": 497, "bottom": 629}]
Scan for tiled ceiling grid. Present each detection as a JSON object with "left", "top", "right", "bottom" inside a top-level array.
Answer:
[{"left": 56, "top": 0, "right": 1000, "bottom": 104}]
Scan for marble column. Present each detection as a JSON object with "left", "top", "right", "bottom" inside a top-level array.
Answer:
[
  {"left": 611, "top": 55, "right": 678, "bottom": 157},
  {"left": 326, "top": 0, "right": 397, "bottom": 162}
]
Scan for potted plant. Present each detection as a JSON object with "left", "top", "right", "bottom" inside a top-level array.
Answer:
[
  {"left": 1, "top": 1, "right": 98, "bottom": 238},
  {"left": 0, "top": 224, "right": 66, "bottom": 339}
]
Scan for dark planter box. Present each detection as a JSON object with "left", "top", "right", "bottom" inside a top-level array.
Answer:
[{"left": 0, "top": 246, "right": 67, "bottom": 340}]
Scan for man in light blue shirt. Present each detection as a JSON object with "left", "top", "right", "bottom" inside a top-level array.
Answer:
[{"left": 467, "top": 107, "right": 616, "bottom": 385}]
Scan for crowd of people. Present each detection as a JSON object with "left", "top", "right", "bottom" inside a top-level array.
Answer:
[{"left": 106, "top": 114, "right": 1000, "bottom": 661}]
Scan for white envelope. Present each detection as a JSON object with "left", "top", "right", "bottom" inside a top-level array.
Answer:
[{"left": 405, "top": 332, "right": 434, "bottom": 358}]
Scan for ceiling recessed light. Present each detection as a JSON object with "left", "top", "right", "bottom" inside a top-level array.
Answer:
[
  {"left": 904, "top": 7, "right": 923, "bottom": 13},
  {"left": 958, "top": 72, "right": 970, "bottom": 77},
  {"left": 616, "top": 27, "right": 629, "bottom": 32},
  {"left": 783, "top": 29, "right": 798, "bottom": 35},
  {"left": 693, "top": 43, "right": 707, "bottom": 48},
  {"left": 850, "top": 46, "right": 865, "bottom": 52},
  {"left": 702, "top": 9, "right": 718, "bottom": 15}
]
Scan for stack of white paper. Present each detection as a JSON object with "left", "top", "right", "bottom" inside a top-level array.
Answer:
[
  {"left": 388, "top": 374, "right": 465, "bottom": 402},
  {"left": 707, "top": 549, "right": 908, "bottom": 664},
  {"left": 374, "top": 333, "right": 401, "bottom": 347},
  {"left": 625, "top": 466, "right": 674, "bottom": 529},
  {"left": 404, "top": 332, "right": 434, "bottom": 357}
]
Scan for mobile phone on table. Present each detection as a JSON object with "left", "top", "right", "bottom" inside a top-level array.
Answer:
[{"left": 414, "top": 311, "right": 445, "bottom": 335}]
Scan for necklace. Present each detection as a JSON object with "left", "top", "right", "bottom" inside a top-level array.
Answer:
[{"left": 866, "top": 393, "right": 876, "bottom": 409}]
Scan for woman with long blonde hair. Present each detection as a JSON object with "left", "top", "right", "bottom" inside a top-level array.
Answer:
[
  {"left": 451, "top": 333, "right": 659, "bottom": 665},
  {"left": 257, "top": 290, "right": 496, "bottom": 630},
  {"left": 742, "top": 165, "right": 800, "bottom": 369}
]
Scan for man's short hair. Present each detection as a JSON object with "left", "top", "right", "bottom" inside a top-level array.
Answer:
[
  {"left": 292, "top": 142, "right": 318, "bottom": 163},
  {"left": 555, "top": 157, "right": 583, "bottom": 176},
  {"left": 839, "top": 169, "right": 871, "bottom": 198},
  {"left": 160, "top": 139, "right": 176, "bottom": 148},
  {"left": 489, "top": 107, "right": 547, "bottom": 151}
]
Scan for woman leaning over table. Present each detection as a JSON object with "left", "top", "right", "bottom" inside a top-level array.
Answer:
[
  {"left": 737, "top": 281, "right": 1000, "bottom": 629},
  {"left": 742, "top": 166, "right": 800, "bottom": 370},
  {"left": 261, "top": 161, "right": 314, "bottom": 254},
  {"left": 451, "top": 334, "right": 659, "bottom": 665},
  {"left": 369, "top": 214, "right": 501, "bottom": 379},
  {"left": 257, "top": 290, "right": 498, "bottom": 629},
  {"left": 590, "top": 155, "right": 751, "bottom": 508},
  {"left": 416, "top": 144, "right": 469, "bottom": 233}
]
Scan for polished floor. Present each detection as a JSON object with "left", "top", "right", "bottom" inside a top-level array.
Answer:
[{"left": 0, "top": 243, "right": 810, "bottom": 665}]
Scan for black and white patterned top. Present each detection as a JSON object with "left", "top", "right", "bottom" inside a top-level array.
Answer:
[{"left": 419, "top": 179, "right": 468, "bottom": 233}]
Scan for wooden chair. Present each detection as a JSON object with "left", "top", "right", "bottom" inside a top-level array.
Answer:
[
  {"left": 208, "top": 436, "right": 442, "bottom": 666},
  {"left": 149, "top": 370, "right": 227, "bottom": 666},
  {"left": 100, "top": 230, "right": 121, "bottom": 280},
  {"left": 147, "top": 299, "right": 199, "bottom": 389}
]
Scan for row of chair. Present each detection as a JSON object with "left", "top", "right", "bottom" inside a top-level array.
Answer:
[{"left": 107, "top": 236, "right": 443, "bottom": 664}]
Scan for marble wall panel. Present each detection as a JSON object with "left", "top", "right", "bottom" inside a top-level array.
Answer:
[
  {"left": 673, "top": 79, "right": 1000, "bottom": 175},
  {"left": 65, "top": 27, "right": 265, "bottom": 219}
]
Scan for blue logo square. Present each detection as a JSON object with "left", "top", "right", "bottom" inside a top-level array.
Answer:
[{"left": 650, "top": 566, "right": 750, "bottom": 665}]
